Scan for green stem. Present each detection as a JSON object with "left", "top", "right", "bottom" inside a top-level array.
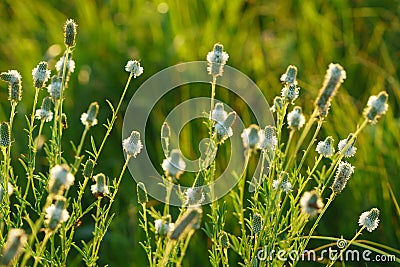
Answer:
[
  {"left": 93, "top": 74, "right": 133, "bottom": 164},
  {"left": 33, "top": 232, "right": 51, "bottom": 267},
  {"left": 71, "top": 126, "right": 89, "bottom": 175}
]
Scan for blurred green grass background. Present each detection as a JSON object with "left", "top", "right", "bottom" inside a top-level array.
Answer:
[{"left": 0, "top": 0, "right": 399, "bottom": 266}]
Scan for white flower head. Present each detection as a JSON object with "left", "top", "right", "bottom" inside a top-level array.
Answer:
[
  {"left": 316, "top": 136, "right": 335, "bottom": 157},
  {"left": 55, "top": 54, "right": 76, "bottom": 74},
  {"left": 272, "top": 172, "right": 292, "bottom": 193},
  {"left": 207, "top": 43, "right": 229, "bottom": 77},
  {"left": 287, "top": 106, "right": 305, "bottom": 130},
  {"left": 211, "top": 102, "right": 228, "bottom": 123},
  {"left": 215, "top": 111, "right": 236, "bottom": 143},
  {"left": 300, "top": 191, "right": 324, "bottom": 217},
  {"left": 125, "top": 60, "right": 143, "bottom": 78},
  {"left": 1, "top": 228, "right": 27, "bottom": 266},
  {"left": 280, "top": 65, "right": 298, "bottom": 86},
  {"left": 241, "top": 124, "right": 261, "bottom": 150},
  {"left": 49, "top": 164, "right": 75, "bottom": 195},
  {"left": 0, "top": 70, "right": 22, "bottom": 84},
  {"left": 338, "top": 134, "right": 357, "bottom": 158},
  {"left": 358, "top": 208, "right": 380, "bottom": 232},
  {"left": 45, "top": 197, "right": 69, "bottom": 231},
  {"left": 184, "top": 187, "right": 205, "bottom": 206},
  {"left": 81, "top": 102, "right": 99, "bottom": 127},
  {"left": 48, "top": 76, "right": 62, "bottom": 100},
  {"left": 281, "top": 84, "right": 300, "bottom": 103},
  {"left": 123, "top": 130, "right": 143, "bottom": 158},
  {"left": 162, "top": 149, "right": 186, "bottom": 179},
  {"left": 91, "top": 173, "right": 109, "bottom": 198},
  {"left": 155, "top": 217, "right": 174, "bottom": 235},
  {"left": 270, "top": 96, "right": 283, "bottom": 113},
  {"left": 364, "top": 91, "right": 388, "bottom": 124},
  {"left": 35, "top": 97, "right": 53, "bottom": 122},
  {"left": 257, "top": 125, "right": 277, "bottom": 152},
  {"left": 32, "top": 61, "right": 51, "bottom": 88}
]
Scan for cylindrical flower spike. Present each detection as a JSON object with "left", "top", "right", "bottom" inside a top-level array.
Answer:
[
  {"left": 0, "top": 228, "right": 27, "bottom": 266},
  {"left": 241, "top": 124, "right": 261, "bottom": 150},
  {"left": 258, "top": 125, "right": 278, "bottom": 152},
  {"left": 316, "top": 136, "right": 335, "bottom": 158},
  {"left": 55, "top": 53, "right": 76, "bottom": 76},
  {"left": 32, "top": 61, "right": 51, "bottom": 89},
  {"left": 137, "top": 182, "right": 148, "bottom": 204},
  {"left": 81, "top": 102, "right": 99, "bottom": 128},
  {"left": 207, "top": 43, "right": 229, "bottom": 77},
  {"left": 315, "top": 63, "right": 346, "bottom": 117},
  {"left": 331, "top": 161, "right": 355, "bottom": 194},
  {"left": 272, "top": 171, "right": 292, "bottom": 193},
  {"left": 64, "top": 19, "right": 77, "bottom": 47},
  {"left": 363, "top": 91, "right": 389, "bottom": 124},
  {"left": 48, "top": 76, "right": 62, "bottom": 101},
  {"left": 161, "top": 122, "right": 171, "bottom": 155},
  {"left": 215, "top": 111, "right": 236, "bottom": 143},
  {"left": 45, "top": 196, "right": 69, "bottom": 231},
  {"left": 169, "top": 208, "right": 202, "bottom": 240},
  {"left": 35, "top": 96, "right": 53, "bottom": 122},
  {"left": 155, "top": 215, "right": 174, "bottom": 235},
  {"left": 125, "top": 60, "right": 143, "bottom": 78},
  {"left": 252, "top": 213, "right": 262, "bottom": 234},
  {"left": 338, "top": 134, "right": 357, "bottom": 158},
  {"left": 122, "top": 130, "right": 143, "bottom": 158},
  {"left": 270, "top": 96, "right": 283, "bottom": 113},
  {"left": 358, "top": 208, "right": 380, "bottom": 232},
  {"left": 0, "top": 122, "right": 11, "bottom": 148},
  {"left": 287, "top": 106, "right": 306, "bottom": 130},
  {"left": 211, "top": 102, "right": 228, "bottom": 123},
  {"left": 48, "top": 164, "right": 75, "bottom": 195},
  {"left": 91, "top": 173, "right": 109, "bottom": 198},
  {"left": 280, "top": 65, "right": 298, "bottom": 85},
  {"left": 184, "top": 187, "right": 205, "bottom": 206},
  {"left": 1, "top": 70, "right": 23, "bottom": 103},
  {"left": 162, "top": 149, "right": 186, "bottom": 179},
  {"left": 82, "top": 158, "right": 95, "bottom": 179},
  {"left": 300, "top": 191, "right": 324, "bottom": 217},
  {"left": 220, "top": 231, "right": 230, "bottom": 249}
]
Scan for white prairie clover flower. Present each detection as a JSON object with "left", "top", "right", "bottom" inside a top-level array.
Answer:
[
  {"left": 0, "top": 228, "right": 27, "bottom": 266},
  {"left": 281, "top": 84, "right": 300, "bottom": 104},
  {"left": 358, "top": 208, "right": 380, "bottom": 232},
  {"left": 287, "top": 106, "right": 305, "bottom": 130},
  {"left": 35, "top": 97, "right": 53, "bottom": 122},
  {"left": 258, "top": 125, "right": 277, "bottom": 152},
  {"left": 91, "top": 173, "right": 109, "bottom": 198},
  {"left": 211, "top": 102, "right": 228, "bottom": 123},
  {"left": 331, "top": 161, "right": 354, "bottom": 194},
  {"left": 125, "top": 60, "right": 143, "bottom": 78},
  {"left": 55, "top": 54, "right": 76, "bottom": 75},
  {"left": 207, "top": 43, "right": 229, "bottom": 77},
  {"left": 215, "top": 111, "right": 236, "bottom": 143},
  {"left": 315, "top": 63, "right": 346, "bottom": 117},
  {"left": 363, "top": 91, "right": 388, "bottom": 124},
  {"left": 272, "top": 172, "right": 292, "bottom": 193},
  {"left": 184, "top": 187, "right": 205, "bottom": 206},
  {"left": 48, "top": 76, "right": 62, "bottom": 100},
  {"left": 1, "top": 70, "right": 22, "bottom": 103},
  {"left": 49, "top": 164, "right": 75, "bottom": 195},
  {"left": 280, "top": 65, "right": 298, "bottom": 85},
  {"left": 338, "top": 134, "right": 357, "bottom": 158},
  {"left": 64, "top": 19, "right": 77, "bottom": 47},
  {"left": 45, "top": 196, "right": 69, "bottom": 231},
  {"left": 123, "top": 130, "right": 143, "bottom": 158},
  {"left": 270, "top": 96, "right": 283, "bottom": 113},
  {"left": 32, "top": 61, "right": 51, "bottom": 88},
  {"left": 162, "top": 149, "right": 186, "bottom": 179},
  {"left": 169, "top": 208, "right": 202, "bottom": 240},
  {"left": 316, "top": 136, "right": 335, "bottom": 157},
  {"left": 81, "top": 102, "right": 99, "bottom": 127},
  {"left": 300, "top": 191, "right": 324, "bottom": 217},
  {"left": 155, "top": 217, "right": 175, "bottom": 235},
  {"left": 241, "top": 124, "right": 261, "bottom": 150}
]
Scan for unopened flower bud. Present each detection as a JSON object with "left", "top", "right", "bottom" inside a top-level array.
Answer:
[
  {"left": 169, "top": 208, "right": 202, "bottom": 240},
  {"left": 0, "top": 122, "right": 11, "bottom": 147},
  {"left": 252, "top": 213, "right": 262, "bottom": 234},
  {"left": 331, "top": 161, "right": 354, "bottom": 194},
  {"left": 64, "top": 19, "right": 77, "bottom": 47},
  {"left": 220, "top": 231, "right": 230, "bottom": 249},
  {"left": 82, "top": 158, "right": 95, "bottom": 179},
  {"left": 137, "top": 182, "right": 148, "bottom": 204}
]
